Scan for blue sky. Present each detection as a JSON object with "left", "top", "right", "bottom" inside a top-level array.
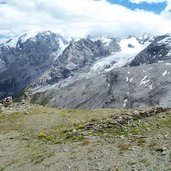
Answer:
[{"left": 107, "top": 0, "right": 167, "bottom": 14}]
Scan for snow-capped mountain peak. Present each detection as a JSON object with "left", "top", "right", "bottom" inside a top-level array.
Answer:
[
  {"left": 119, "top": 37, "right": 143, "bottom": 54},
  {"left": 89, "top": 34, "right": 152, "bottom": 73},
  {"left": 137, "top": 33, "right": 154, "bottom": 44},
  {"left": 19, "top": 31, "right": 38, "bottom": 43},
  {"left": 101, "top": 37, "right": 113, "bottom": 46},
  {"left": 1, "top": 36, "right": 18, "bottom": 48},
  {"left": 0, "top": 31, "right": 69, "bottom": 49}
]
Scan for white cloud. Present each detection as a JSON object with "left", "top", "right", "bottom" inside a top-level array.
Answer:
[{"left": 0, "top": 0, "right": 171, "bottom": 38}]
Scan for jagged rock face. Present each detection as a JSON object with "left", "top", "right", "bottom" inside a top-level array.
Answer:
[
  {"left": 129, "top": 34, "right": 171, "bottom": 66},
  {"left": 0, "top": 31, "right": 123, "bottom": 98},
  {"left": 31, "top": 38, "right": 120, "bottom": 86},
  {"left": 56, "top": 39, "right": 110, "bottom": 69},
  {"left": 0, "top": 31, "right": 68, "bottom": 99},
  {"left": 101, "top": 38, "right": 121, "bottom": 54}
]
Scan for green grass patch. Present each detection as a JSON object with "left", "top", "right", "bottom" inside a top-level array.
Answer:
[{"left": 0, "top": 112, "right": 22, "bottom": 122}]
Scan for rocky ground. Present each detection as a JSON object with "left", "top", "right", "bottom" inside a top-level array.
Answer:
[{"left": 0, "top": 105, "right": 171, "bottom": 171}]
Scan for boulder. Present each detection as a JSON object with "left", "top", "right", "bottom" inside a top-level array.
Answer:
[{"left": 2, "top": 96, "right": 13, "bottom": 107}]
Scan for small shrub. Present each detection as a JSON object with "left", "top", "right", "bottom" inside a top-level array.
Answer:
[{"left": 37, "top": 132, "right": 47, "bottom": 138}]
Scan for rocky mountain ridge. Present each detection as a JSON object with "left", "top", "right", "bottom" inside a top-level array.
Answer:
[
  {"left": 129, "top": 34, "right": 171, "bottom": 66},
  {"left": 30, "top": 33, "right": 171, "bottom": 109},
  {"left": 0, "top": 31, "right": 152, "bottom": 100},
  {"left": 1, "top": 31, "right": 170, "bottom": 109},
  {"left": 30, "top": 33, "right": 152, "bottom": 90},
  {"left": 30, "top": 37, "right": 120, "bottom": 87},
  {"left": 0, "top": 31, "right": 68, "bottom": 98}
]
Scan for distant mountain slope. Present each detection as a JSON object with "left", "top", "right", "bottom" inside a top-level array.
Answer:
[
  {"left": 0, "top": 31, "right": 153, "bottom": 103},
  {"left": 30, "top": 34, "right": 151, "bottom": 90},
  {"left": 31, "top": 60, "right": 171, "bottom": 108},
  {"left": 30, "top": 34, "right": 171, "bottom": 109},
  {"left": 0, "top": 31, "right": 68, "bottom": 98},
  {"left": 30, "top": 37, "right": 121, "bottom": 87}
]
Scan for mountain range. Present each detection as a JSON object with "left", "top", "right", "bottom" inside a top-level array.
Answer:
[{"left": 1, "top": 31, "right": 171, "bottom": 108}]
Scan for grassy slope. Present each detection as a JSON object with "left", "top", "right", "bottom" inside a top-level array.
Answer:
[{"left": 0, "top": 105, "right": 171, "bottom": 171}]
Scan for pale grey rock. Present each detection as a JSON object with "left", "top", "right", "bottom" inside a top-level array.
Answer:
[{"left": 31, "top": 60, "right": 171, "bottom": 109}]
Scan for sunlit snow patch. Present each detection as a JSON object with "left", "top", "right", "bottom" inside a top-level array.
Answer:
[
  {"left": 20, "top": 31, "right": 38, "bottom": 43},
  {"left": 162, "top": 69, "right": 169, "bottom": 76},
  {"left": 140, "top": 75, "right": 149, "bottom": 85}
]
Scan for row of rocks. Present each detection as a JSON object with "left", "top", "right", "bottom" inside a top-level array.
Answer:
[
  {"left": 0, "top": 96, "right": 13, "bottom": 107},
  {"left": 21, "top": 92, "right": 31, "bottom": 104},
  {"left": 80, "top": 107, "right": 168, "bottom": 132},
  {"left": 0, "top": 92, "right": 31, "bottom": 112}
]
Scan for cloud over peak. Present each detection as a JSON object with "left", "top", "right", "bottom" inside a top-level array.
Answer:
[{"left": 0, "top": 0, "right": 171, "bottom": 38}]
